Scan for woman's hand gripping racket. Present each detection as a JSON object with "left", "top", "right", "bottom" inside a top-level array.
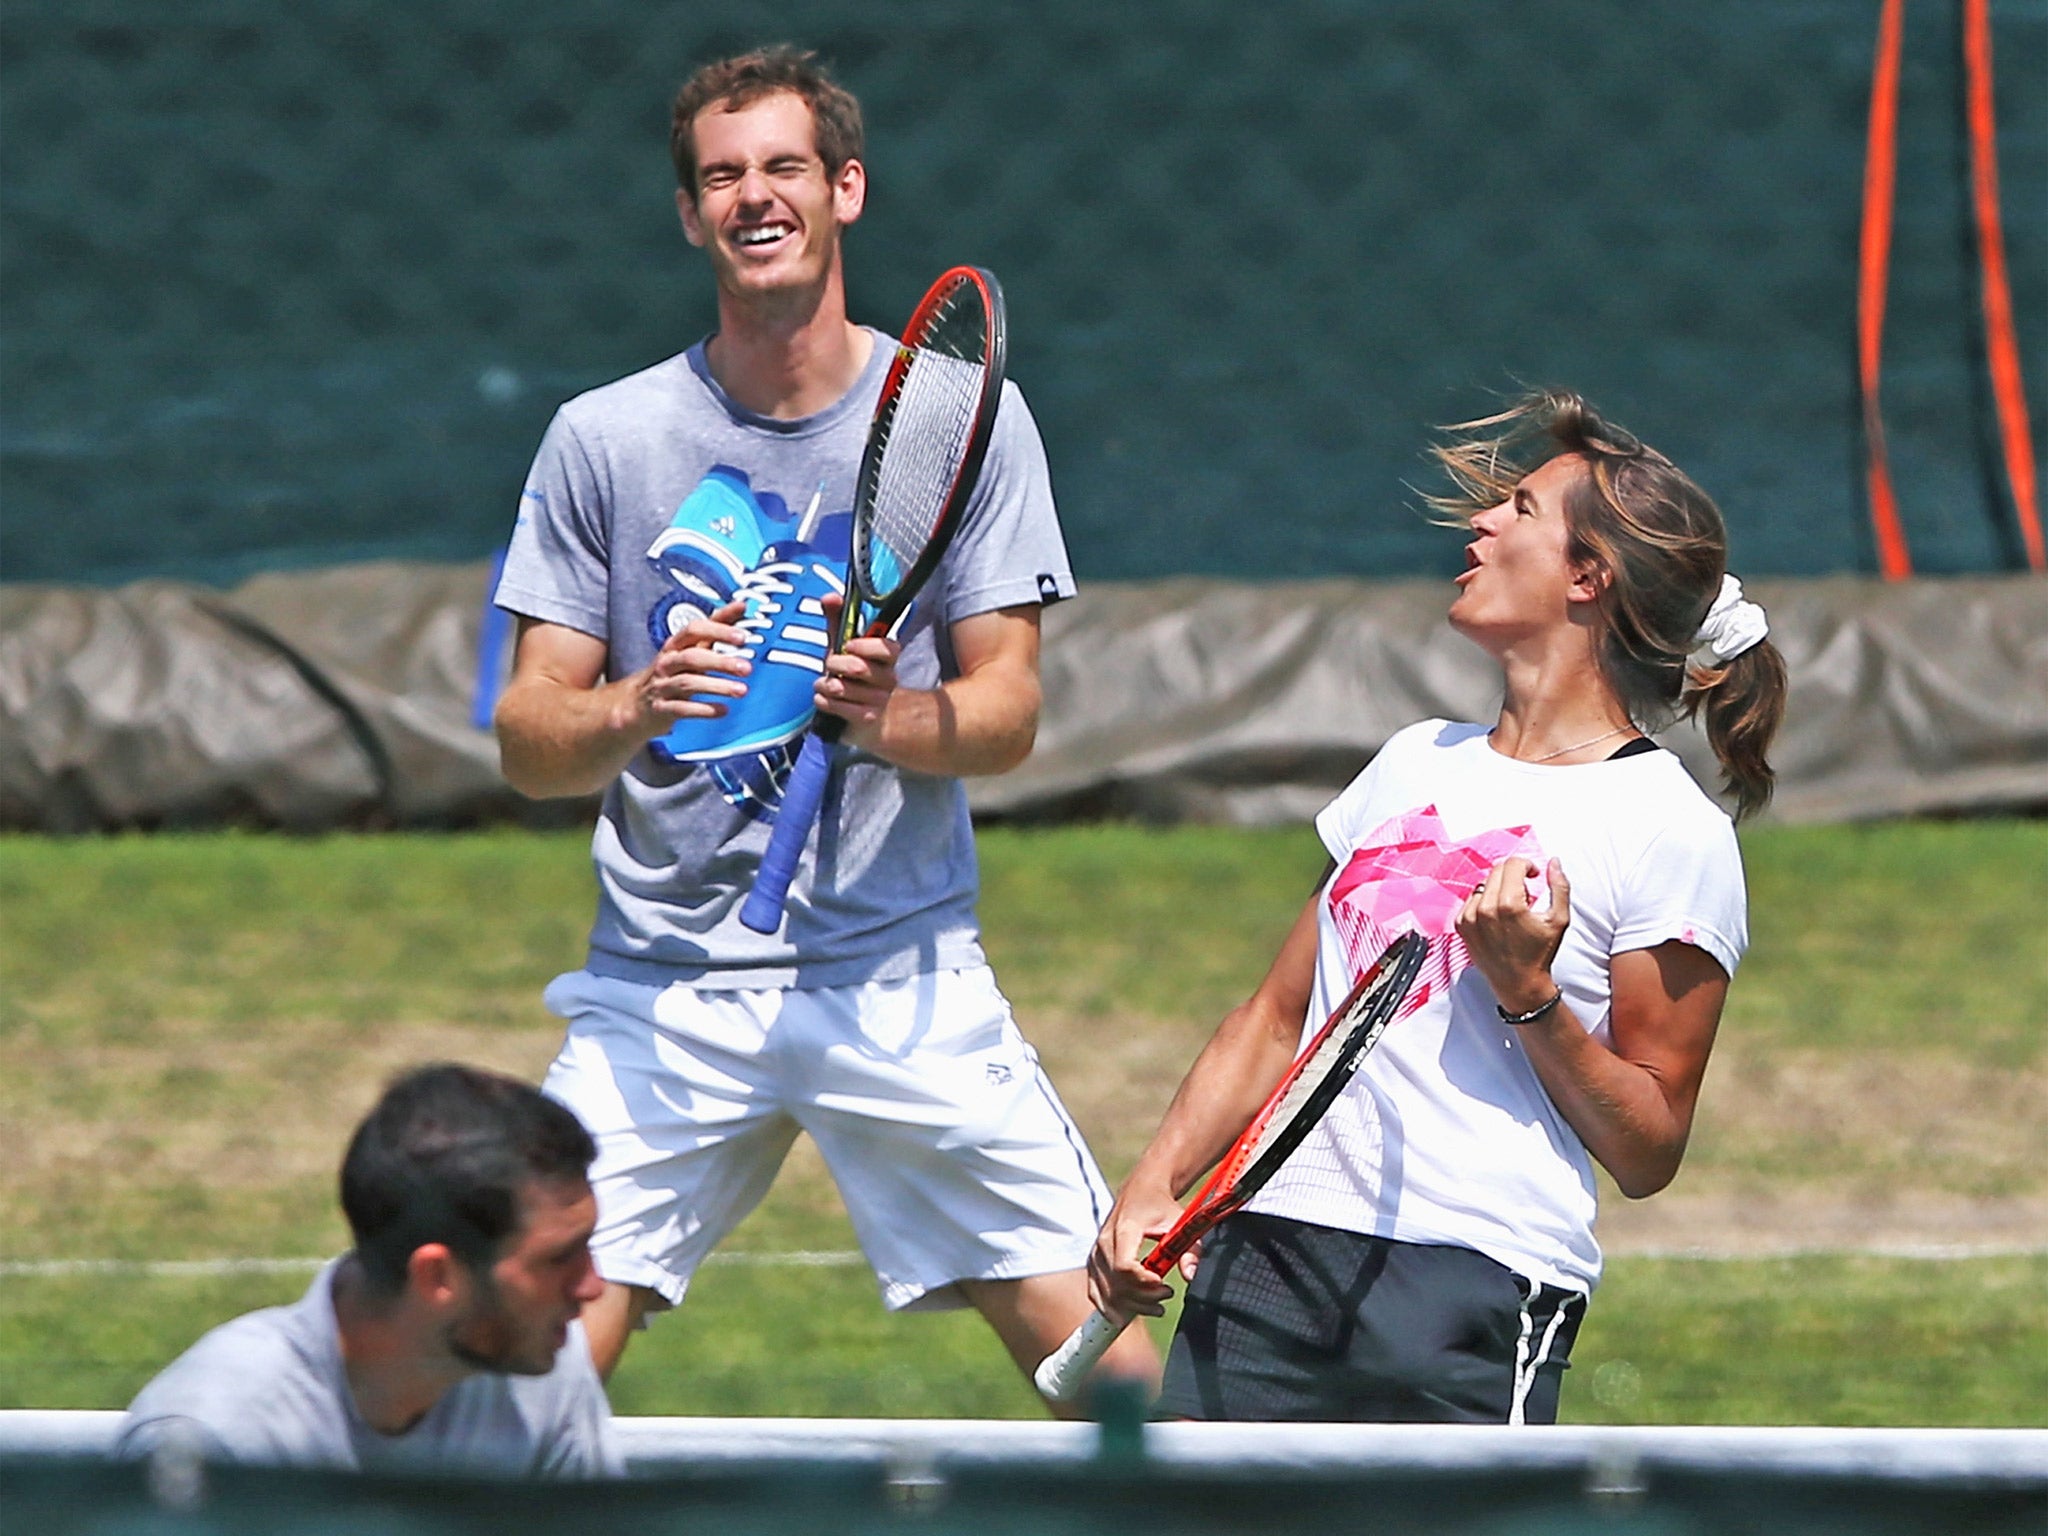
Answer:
[
  {"left": 1033, "top": 930, "right": 1430, "bottom": 1404},
  {"left": 740, "top": 266, "right": 1009, "bottom": 934}
]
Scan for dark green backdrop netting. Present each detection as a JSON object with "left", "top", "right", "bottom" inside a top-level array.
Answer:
[{"left": 3, "top": 0, "right": 2043, "bottom": 588}]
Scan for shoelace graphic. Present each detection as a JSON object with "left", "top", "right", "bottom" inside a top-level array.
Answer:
[
  {"left": 725, "top": 559, "right": 804, "bottom": 658},
  {"left": 724, "top": 557, "right": 838, "bottom": 667}
]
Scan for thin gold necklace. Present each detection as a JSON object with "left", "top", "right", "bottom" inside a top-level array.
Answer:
[{"left": 1496, "top": 724, "right": 1634, "bottom": 764}]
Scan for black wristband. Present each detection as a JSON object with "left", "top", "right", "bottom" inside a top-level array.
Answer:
[{"left": 1497, "top": 988, "right": 1564, "bottom": 1027}]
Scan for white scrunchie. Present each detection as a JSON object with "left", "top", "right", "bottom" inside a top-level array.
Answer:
[{"left": 1693, "top": 573, "right": 1769, "bottom": 663}]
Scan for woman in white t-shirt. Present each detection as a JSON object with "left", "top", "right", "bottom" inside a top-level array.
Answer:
[{"left": 1090, "top": 391, "right": 1788, "bottom": 1423}]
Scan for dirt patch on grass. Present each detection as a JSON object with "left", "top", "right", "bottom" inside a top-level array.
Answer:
[
  {"left": 1595, "top": 1185, "right": 2048, "bottom": 1255},
  {"left": 0, "top": 1016, "right": 564, "bottom": 1256},
  {"left": 1024, "top": 1011, "right": 2048, "bottom": 1255},
  {"left": 5, "top": 1007, "right": 2039, "bottom": 1261},
  {"left": 1603, "top": 1037, "right": 2048, "bottom": 1254},
  {"left": 1686, "top": 1038, "right": 2047, "bottom": 1195},
  {"left": 1029, "top": 1009, "right": 1213, "bottom": 1177}
]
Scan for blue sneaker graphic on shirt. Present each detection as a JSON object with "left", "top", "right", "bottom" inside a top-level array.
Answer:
[
  {"left": 644, "top": 466, "right": 804, "bottom": 650},
  {"left": 649, "top": 539, "right": 845, "bottom": 766}
]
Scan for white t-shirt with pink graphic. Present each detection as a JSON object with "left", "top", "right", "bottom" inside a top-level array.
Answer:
[{"left": 1245, "top": 719, "right": 1747, "bottom": 1295}]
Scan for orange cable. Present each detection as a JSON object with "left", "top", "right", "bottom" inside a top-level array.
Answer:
[
  {"left": 1857, "top": 0, "right": 1913, "bottom": 581},
  {"left": 1962, "top": 0, "right": 2045, "bottom": 571}
]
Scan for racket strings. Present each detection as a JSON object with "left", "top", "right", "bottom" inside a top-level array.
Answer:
[
  {"left": 1240, "top": 1012, "right": 1364, "bottom": 1170},
  {"left": 858, "top": 300, "right": 990, "bottom": 598},
  {"left": 1237, "top": 939, "right": 1425, "bottom": 1216},
  {"left": 1235, "top": 949, "right": 1415, "bottom": 1180}
]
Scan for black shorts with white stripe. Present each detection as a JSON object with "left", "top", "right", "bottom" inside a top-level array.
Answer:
[{"left": 1157, "top": 1213, "right": 1587, "bottom": 1423}]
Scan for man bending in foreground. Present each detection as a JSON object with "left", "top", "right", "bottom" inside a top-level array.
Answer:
[{"left": 119, "top": 1064, "right": 617, "bottom": 1477}]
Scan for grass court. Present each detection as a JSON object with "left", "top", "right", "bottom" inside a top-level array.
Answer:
[{"left": 2, "top": 820, "right": 2043, "bottom": 1424}]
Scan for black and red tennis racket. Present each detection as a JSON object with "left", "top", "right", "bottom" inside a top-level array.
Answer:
[
  {"left": 1034, "top": 930, "right": 1430, "bottom": 1403},
  {"left": 740, "top": 266, "right": 1008, "bottom": 934}
]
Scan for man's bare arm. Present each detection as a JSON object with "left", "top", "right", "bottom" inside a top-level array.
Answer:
[
  {"left": 819, "top": 602, "right": 1044, "bottom": 778},
  {"left": 494, "top": 607, "right": 750, "bottom": 798}
]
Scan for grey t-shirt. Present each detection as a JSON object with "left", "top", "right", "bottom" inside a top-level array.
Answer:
[
  {"left": 495, "top": 332, "right": 1075, "bottom": 989},
  {"left": 117, "top": 1262, "right": 619, "bottom": 1477}
]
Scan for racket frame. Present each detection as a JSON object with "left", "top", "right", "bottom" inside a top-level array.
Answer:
[
  {"left": 737, "top": 266, "right": 1008, "bottom": 934},
  {"left": 835, "top": 265, "right": 1009, "bottom": 663}
]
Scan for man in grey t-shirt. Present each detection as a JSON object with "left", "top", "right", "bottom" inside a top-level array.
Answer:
[
  {"left": 119, "top": 1066, "right": 617, "bottom": 1477},
  {"left": 492, "top": 47, "right": 1156, "bottom": 1403}
]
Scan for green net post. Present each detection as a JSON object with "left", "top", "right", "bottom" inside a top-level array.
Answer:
[{"left": 1090, "top": 1378, "right": 1148, "bottom": 1469}]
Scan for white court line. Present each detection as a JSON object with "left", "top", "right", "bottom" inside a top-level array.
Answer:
[{"left": 2, "top": 1243, "right": 2043, "bottom": 1280}]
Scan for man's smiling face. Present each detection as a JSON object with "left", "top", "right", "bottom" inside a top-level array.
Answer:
[{"left": 678, "top": 90, "right": 865, "bottom": 305}]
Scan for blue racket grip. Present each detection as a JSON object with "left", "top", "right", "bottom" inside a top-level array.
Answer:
[{"left": 740, "top": 732, "right": 835, "bottom": 933}]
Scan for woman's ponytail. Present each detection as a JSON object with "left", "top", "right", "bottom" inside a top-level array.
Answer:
[{"left": 1685, "top": 638, "right": 1788, "bottom": 821}]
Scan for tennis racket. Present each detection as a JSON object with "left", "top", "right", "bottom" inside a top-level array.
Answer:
[
  {"left": 1033, "top": 930, "right": 1430, "bottom": 1404},
  {"left": 739, "top": 266, "right": 1009, "bottom": 935}
]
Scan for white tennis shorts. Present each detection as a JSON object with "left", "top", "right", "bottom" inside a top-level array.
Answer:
[{"left": 539, "top": 965, "right": 1111, "bottom": 1312}]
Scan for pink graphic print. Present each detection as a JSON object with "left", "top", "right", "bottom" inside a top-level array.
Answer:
[{"left": 1326, "top": 805, "right": 1547, "bottom": 1014}]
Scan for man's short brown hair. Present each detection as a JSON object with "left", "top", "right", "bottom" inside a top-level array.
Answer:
[{"left": 670, "top": 46, "right": 864, "bottom": 197}]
